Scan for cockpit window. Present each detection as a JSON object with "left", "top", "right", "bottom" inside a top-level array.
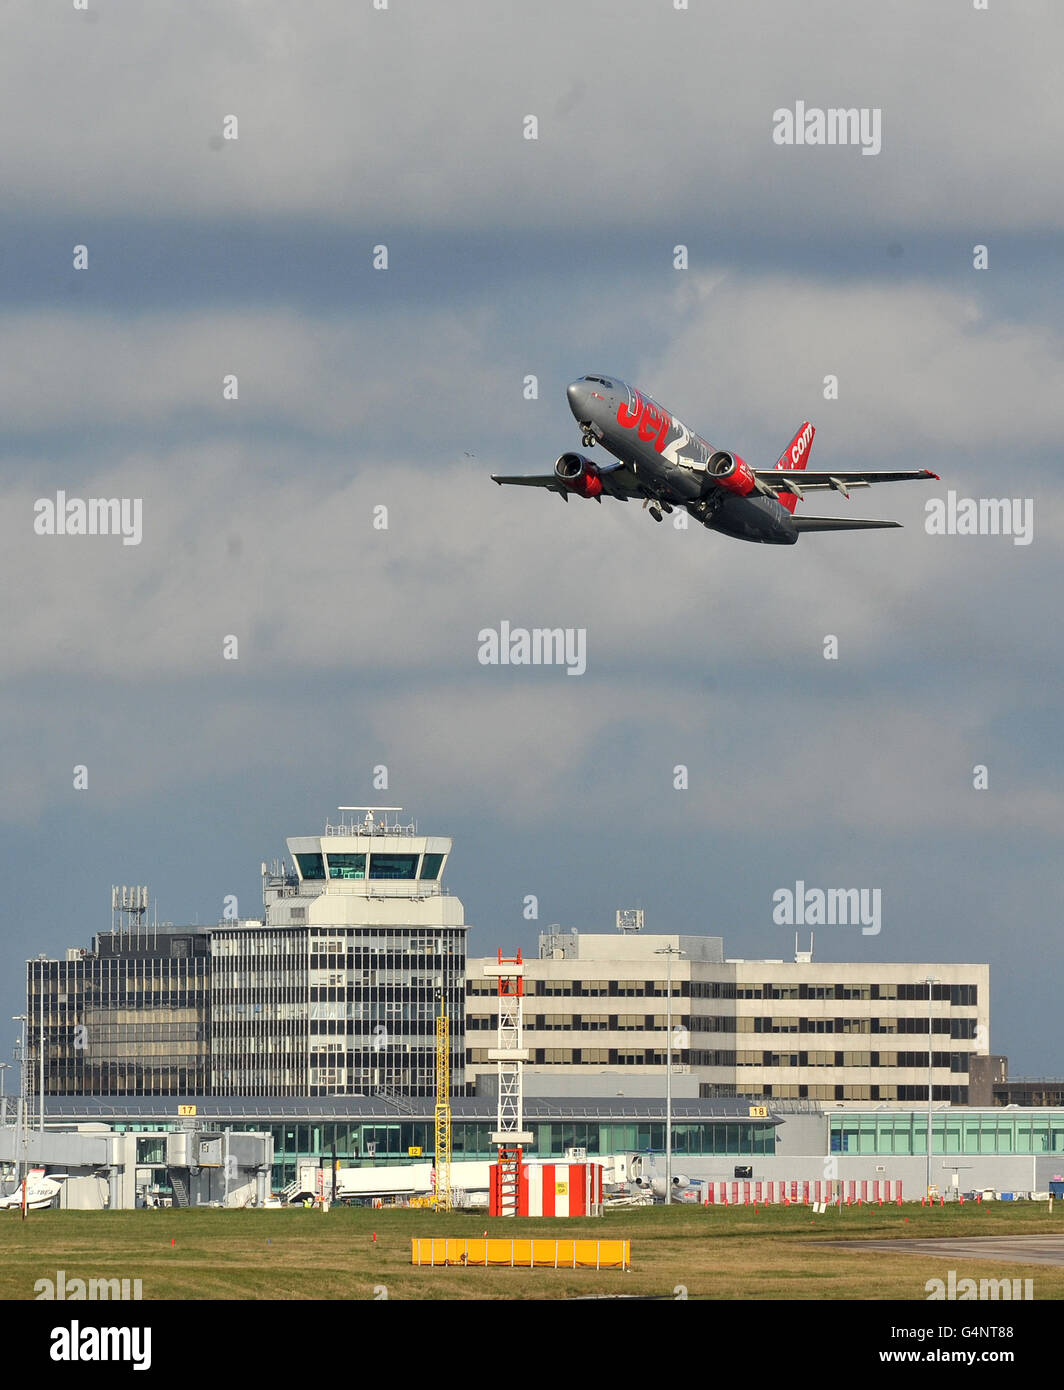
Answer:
[{"left": 584, "top": 376, "right": 615, "bottom": 388}]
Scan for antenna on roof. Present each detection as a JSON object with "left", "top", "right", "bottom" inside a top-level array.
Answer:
[
  {"left": 331, "top": 806, "right": 408, "bottom": 835},
  {"left": 616, "top": 909, "right": 644, "bottom": 934}
]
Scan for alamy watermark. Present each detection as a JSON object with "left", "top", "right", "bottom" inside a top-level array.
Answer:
[
  {"left": 49, "top": 1321, "right": 151, "bottom": 1370},
  {"left": 772, "top": 102, "right": 881, "bottom": 156},
  {"left": 36, "top": 1269, "right": 142, "bottom": 1300},
  {"left": 772, "top": 881, "right": 881, "bottom": 936},
  {"left": 925, "top": 491, "right": 1033, "bottom": 546},
  {"left": 34, "top": 491, "right": 143, "bottom": 546},
  {"left": 925, "top": 1270, "right": 1032, "bottom": 1301},
  {"left": 478, "top": 621, "right": 586, "bottom": 676}
]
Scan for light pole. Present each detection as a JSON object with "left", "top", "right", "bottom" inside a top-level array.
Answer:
[
  {"left": 37, "top": 955, "right": 47, "bottom": 1135},
  {"left": 924, "top": 977, "right": 940, "bottom": 1198},
  {"left": 655, "top": 946, "right": 685, "bottom": 1205},
  {"left": 0, "top": 1061, "right": 10, "bottom": 1128},
  {"left": 13, "top": 1016, "right": 27, "bottom": 1211}
]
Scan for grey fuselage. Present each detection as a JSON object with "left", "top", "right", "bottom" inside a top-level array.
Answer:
[{"left": 566, "top": 374, "right": 798, "bottom": 544}]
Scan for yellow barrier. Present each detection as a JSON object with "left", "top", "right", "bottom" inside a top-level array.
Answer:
[{"left": 411, "top": 1238, "right": 630, "bottom": 1269}]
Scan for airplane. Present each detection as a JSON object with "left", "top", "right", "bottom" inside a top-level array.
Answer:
[
  {"left": 0, "top": 1171, "right": 66, "bottom": 1211},
  {"left": 492, "top": 375, "right": 939, "bottom": 544},
  {"left": 625, "top": 1152, "right": 702, "bottom": 1202}
]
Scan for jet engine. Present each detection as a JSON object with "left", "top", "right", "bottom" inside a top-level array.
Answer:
[
  {"left": 555, "top": 453, "right": 604, "bottom": 500},
  {"left": 638, "top": 1174, "right": 692, "bottom": 1197},
  {"left": 706, "top": 450, "right": 757, "bottom": 497}
]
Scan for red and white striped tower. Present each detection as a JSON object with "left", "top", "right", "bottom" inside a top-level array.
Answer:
[{"left": 485, "top": 950, "right": 532, "bottom": 1217}]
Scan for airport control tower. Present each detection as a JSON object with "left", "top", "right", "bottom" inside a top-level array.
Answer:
[{"left": 210, "top": 808, "right": 468, "bottom": 1098}]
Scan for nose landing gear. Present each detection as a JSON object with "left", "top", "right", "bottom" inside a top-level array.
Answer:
[{"left": 691, "top": 496, "right": 721, "bottom": 525}]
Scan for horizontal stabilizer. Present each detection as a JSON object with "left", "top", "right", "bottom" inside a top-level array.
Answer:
[
  {"left": 754, "top": 468, "right": 938, "bottom": 493},
  {"left": 790, "top": 516, "right": 902, "bottom": 532}
]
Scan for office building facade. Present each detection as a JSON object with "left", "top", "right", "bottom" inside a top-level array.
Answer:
[
  {"left": 467, "top": 929, "right": 989, "bottom": 1105},
  {"left": 26, "top": 926, "right": 211, "bottom": 1097},
  {"left": 26, "top": 810, "right": 467, "bottom": 1100}
]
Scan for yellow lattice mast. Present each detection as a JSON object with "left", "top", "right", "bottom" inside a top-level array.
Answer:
[{"left": 433, "top": 1003, "right": 452, "bottom": 1212}]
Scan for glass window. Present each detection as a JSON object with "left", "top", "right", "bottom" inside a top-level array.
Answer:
[
  {"left": 606, "top": 1123, "right": 637, "bottom": 1153},
  {"left": 136, "top": 1137, "right": 166, "bottom": 1164},
  {"left": 368, "top": 854, "right": 418, "bottom": 880},
  {"left": 327, "top": 853, "right": 365, "bottom": 879},
  {"left": 943, "top": 1117, "right": 962, "bottom": 1154},
  {"left": 295, "top": 853, "right": 325, "bottom": 880},
  {"left": 419, "top": 853, "right": 444, "bottom": 880}
]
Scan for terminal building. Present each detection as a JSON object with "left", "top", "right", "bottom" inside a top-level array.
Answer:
[
  {"left": 467, "top": 925, "right": 989, "bottom": 1106},
  {"left": 25, "top": 809, "right": 468, "bottom": 1102},
  {"left": 13, "top": 806, "right": 1060, "bottom": 1209},
  {"left": 6, "top": 1096, "right": 1062, "bottom": 1205}
]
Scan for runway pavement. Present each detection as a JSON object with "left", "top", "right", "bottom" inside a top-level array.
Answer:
[{"left": 827, "top": 1235, "right": 1064, "bottom": 1266}]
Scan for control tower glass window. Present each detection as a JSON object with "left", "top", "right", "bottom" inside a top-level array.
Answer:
[
  {"left": 419, "top": 853, "right": 444, "bottom": 881},
  {"left": 295, "top": 853, "right": 326, "bottom": 880},
  {"left": 327, "top": 853, "right": 366, "bottom": 879},
  {"left": 368, "top": 853, "right": 418, "bottom": 879}
]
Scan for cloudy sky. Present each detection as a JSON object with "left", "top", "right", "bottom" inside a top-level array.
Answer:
[{"left": 2, "top": 1, "right": 1061, "bottom": 1074}]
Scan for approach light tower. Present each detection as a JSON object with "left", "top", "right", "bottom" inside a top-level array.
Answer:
[
  {"left": 486, "top": 950, "right": 533, "bottom": 1217},
  {"left": 432, "top": 978, "right": 452, "bottom": 1213}
]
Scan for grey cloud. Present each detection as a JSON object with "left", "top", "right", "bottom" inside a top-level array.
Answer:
[{"left": 4, "top": 3, "right": 1062, "bottom": 235}]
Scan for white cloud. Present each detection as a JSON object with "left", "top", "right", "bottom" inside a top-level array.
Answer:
[
  {"left": 5, "top": 2, "right": 1062, "bottom": 234},
  {"left": 2, "top": 273, "right": 1061, "bottom": 696},
  {"left": 0, "top": 307, "right": 496, "bottom": 439},
  {"left": 644, "top": 273, "right": 1064, "bottom": 454}
]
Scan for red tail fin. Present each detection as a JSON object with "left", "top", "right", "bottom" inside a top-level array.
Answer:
[{"left": 774, "top": 421, "right": 815, "bottom": 514}]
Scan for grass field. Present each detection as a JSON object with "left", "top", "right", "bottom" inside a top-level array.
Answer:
[{"left": 3, "top": 1201, "right": 1063, "bottom": 1300}]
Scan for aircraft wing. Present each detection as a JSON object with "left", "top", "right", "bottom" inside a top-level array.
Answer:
[
  {"left": 492, "top": 458, "right": 634, "bottom": 501},
  {"left": 491, "top": 474, "right": 569, "bottom": 494},
  {"left": 752, "top": 468, "right": 939, "bottom": 498}
]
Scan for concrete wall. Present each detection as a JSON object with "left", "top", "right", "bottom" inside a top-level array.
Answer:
[
  {"left": 771, "top": 1112, "right": 827, "bottom": 1155},
  {"left": 58, "top": 1176, "right": 109, "bottom": 1210},
  {"left": 660, "top": 1153, "right": 1059, "bottom": 1196},
  {"left": 476, "top": 1070, "right": 702, "bottom": 1099}
]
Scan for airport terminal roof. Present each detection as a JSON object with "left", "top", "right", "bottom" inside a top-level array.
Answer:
[{"left": 43, "top": 1096, "right": 799, "bottom": 1124}]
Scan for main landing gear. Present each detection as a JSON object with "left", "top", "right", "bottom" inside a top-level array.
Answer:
[
  {"left": 581, "top": 430, "right": 596, "bottom": 448},
  {"left": 642, "top": 498, "right": 673, "bottom": 524}
]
